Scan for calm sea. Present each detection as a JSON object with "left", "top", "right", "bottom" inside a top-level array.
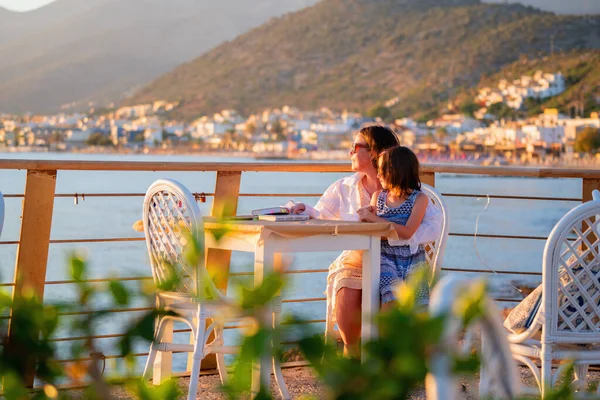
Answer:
[{"left": 0, "top": 152, "right": 581, "bottom": 373}]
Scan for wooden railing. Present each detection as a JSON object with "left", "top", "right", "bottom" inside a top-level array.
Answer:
[{"left": 1, "top": 159, "right": 599, "bottom": 387}]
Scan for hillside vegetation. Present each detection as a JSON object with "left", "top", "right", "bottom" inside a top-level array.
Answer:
[{"left": 126, "top": 0, "right": 600, "bottom": 120}]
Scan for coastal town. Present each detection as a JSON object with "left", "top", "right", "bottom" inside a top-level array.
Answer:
[{"left": 1, "top": 69, "right": 599, "bottom": 166}]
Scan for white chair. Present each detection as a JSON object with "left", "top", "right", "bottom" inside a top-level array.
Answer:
[
  {"left": 426, "top": 276, "right": 520, "bottom": 400},
  {"left": 420, "top": 184, "right": 450, "bottom": 284},
  {"left": 142, "top": 179, "right": 234, "bottom": 399},
  {"left": 0, "top": 191, "right": 4, "bottom": 237},
  {"left": 324, "top": 183, "right": 449, "bottom": 339},
  {"left": 481, "top": 189, "right": 600, "bottom": 397},
  {"left": 141, "top": 179, "right": 290, "bottom": 400}
]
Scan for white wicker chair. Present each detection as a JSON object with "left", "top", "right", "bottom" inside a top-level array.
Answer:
[
  {"left": 141, "top": 179, "right": 233, "bottom": 399},
  {"left": 427, "top": 276, "right": 520, "bottom": 400},
  {"left": 481, "top": 189, "right": 600, "bottom": 397},
  {"left": 140, "top": 179, "right": 295, "bottom": 400},
  {"left": 0, "top": 191, "right": 4, "bottom": 237},
  {"left": 324, "top": 183, "right": 449, "bottom": 340}
]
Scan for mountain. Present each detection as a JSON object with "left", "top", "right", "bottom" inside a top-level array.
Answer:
[
  {"left": 0, "top": 0, "right": 319, "bottom": 114},
  {"left": 126, "top": 0, "right": 600, "bottom": 121},
  {"left": 482, "top": 0, "right": 600, "bottom": 15}
]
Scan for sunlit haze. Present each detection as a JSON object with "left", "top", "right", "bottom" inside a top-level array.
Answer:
[
  {"left": 0, "top": 0, "right": 54, "bottom": 11},
  {"left": 0, "top": 0, "right": 599, "bottom": 13}
]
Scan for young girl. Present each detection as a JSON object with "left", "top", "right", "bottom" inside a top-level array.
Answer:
[{"left": 357, "top": 145, "right": 430, "bottom": 307}]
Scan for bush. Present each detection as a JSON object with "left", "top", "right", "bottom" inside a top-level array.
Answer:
[
  {"left": 367, "top": 105, "right": 393, "bottom": 121},
  {"left": 86, "top": 133, "right": 114, "bottom": 146},
  {"left": 574, "top": 127, "right": 600, "bottom": 153}
]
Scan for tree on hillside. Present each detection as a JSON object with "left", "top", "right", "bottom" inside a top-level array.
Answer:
[
  {"left": 459, "top": 101, "right": 478, "bottom": 117},
  {"left": 435, "top": 127, "right": 450, "bottom": 143},
  {"left": 487, "top": 102, "right": 518, "bottom": 120},
  {"left": 367, "top": 105, "right": 392, "bottom": 121},
  {"left": 270, "top": 120, "right": 286, "bottom": 141},
  {"left": 574, "top": 127, "right": 600, "bottom": 153}
]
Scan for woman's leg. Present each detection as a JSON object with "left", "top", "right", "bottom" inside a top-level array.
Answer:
[{"left": 335, "top": 287, "right": 362, "bottom": 357}]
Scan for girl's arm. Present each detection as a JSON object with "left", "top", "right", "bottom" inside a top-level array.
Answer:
[
  {"left": 390, "top": 193, "right": 428, "bottom": 239},
  {"left": 357, "top": 190, "right": 381, "bottom": 222},
  {"left": 386, "top": 201, "right": 442, "bottom": 250},
  {"left": 370, "top": 190, "right": 380, "bottom": 208}
]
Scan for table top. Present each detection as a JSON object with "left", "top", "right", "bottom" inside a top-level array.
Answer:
[
  {"left": 133, "top": 217, "right": 397, "bottom": 239},
  {"left": 203, "top": 217, "right": 396, "bottom": 237}
]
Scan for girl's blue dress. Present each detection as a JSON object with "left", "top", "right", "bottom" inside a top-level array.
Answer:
[{"left": 376, "top": 189, "right": 430, "bottom": 305}]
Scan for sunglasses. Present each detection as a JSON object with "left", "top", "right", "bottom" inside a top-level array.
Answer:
[{"left": 350, "top": 143, "right": 369, "bottom": 155}]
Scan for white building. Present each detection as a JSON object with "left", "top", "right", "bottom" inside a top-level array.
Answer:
[
  {"left": 476, "top": 71, "right": 566, "bottom": 110},
  {"left": 64, "top": 129, "right": 93, "bottom": 143},
  {"left": 521, "top": 125, "right": 565, "bottom": 145}
]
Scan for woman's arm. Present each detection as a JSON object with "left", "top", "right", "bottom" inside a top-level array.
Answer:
[{"left": 291, "top": 180, "right": 342, "bottom": 220}]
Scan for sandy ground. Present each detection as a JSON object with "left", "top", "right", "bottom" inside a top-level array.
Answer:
[{"left": 65, "top": 365, "right": 600, "bottom": 399}]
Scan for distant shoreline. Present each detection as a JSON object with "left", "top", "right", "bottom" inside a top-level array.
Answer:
[
  {"left": 0, "top": 145, "right": 350, "bottom": 160},
  {"left": 1, "top": 146, "right": 600, "bottom": 168}
]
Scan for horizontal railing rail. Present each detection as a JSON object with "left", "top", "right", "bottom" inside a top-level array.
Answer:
[
  {"left": 0, "top": 158, "right": 599, "bottom": 178},
  {"left": 1, "top": 159, "right": 598, "bottom": 387}
]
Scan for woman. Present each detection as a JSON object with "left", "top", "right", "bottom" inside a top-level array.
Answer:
[{"left": 291, "top": 125, "right": 441, "bottom": 357}]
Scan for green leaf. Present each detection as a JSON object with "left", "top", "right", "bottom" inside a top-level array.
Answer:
[
  {"left": 241, "top": 273, "right": 284, "bottom": 309},
  {"left": 127, "top": 377, "right": 181, "bottom": 400},
  {"left": 69, "top": 254, "right": 86, "bottom": 281},
  {"left": 2, "top": 371, "right": 29, "bottom": 400},
  {"left": 109, "top": 280, "right": 129, "bottom": 305}
]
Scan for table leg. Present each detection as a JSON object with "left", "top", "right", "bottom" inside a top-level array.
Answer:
[
  {"left": 361, "top": 235, "right": 381, "bottom": 360},
  {"left": 251, "top": 242, "right": 275, "bottom": 397}
]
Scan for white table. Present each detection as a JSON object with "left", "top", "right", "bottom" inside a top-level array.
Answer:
[{"left": 203, "top": 218, "right": 392, "bottom": 398}]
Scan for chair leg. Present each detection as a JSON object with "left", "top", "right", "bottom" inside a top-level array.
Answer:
[
  {"left": 216, "top": 353, "right": 228, "bottom": 385},
  {"left": 214, "top": 325, "right": 229, "bottom": 385},
  {"left": 142, "top": 316, "right": 167, "bottom": 383},
  {"left": 187, "top": 308, "right": 207, "bottom": 400},
  {"left": 143, "top": 342, "right": 158, "bottom": 382},
  {"left": 272, "top": 296, "right": 291, "bottom": 400},
  {"left": 574, "top": 364, "right": 589, "bottom": 392},
  {"left": 541, "top": 344, "right": 552, "bottom": 398},
  {"left": 478, "top": 331, "right": 490, "bottom": 398}
]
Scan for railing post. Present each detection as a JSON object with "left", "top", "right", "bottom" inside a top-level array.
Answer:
[
  {"left": 421, "top": 171, "right": 435, "bottom": 187},
  {"left": 8, "top": 169, "right": 57, "bottom": 387},
  {"left": 582, "top": 178, "right": 600, "bottom": 258},
  {"left": 582, "top": 178, "right": 600, "bottom": 204}
]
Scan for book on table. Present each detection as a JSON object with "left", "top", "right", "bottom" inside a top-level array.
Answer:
[
  {"left": 258, "top": 214, "right": 309, "bottom": 222},
  {"left": 218, "top": 206, "right": 296, "bottom": 221},
  {"left": 251, "top": 206, "right": 291, "bottom": 216},
  {"left": 219, "top": 214, "right": 255, "bottom": 220}
]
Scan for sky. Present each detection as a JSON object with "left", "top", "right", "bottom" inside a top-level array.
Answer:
[
  {"left": 0, "top": 0, "right": 598, "bottom": 13},
  {"left": 0, "top": 0, "right": 54, "bottom": 11}
]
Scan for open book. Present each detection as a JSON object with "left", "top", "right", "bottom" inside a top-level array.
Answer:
[
  {"left": 258, "top": 214, "right": 309, "bottom": 222},
  {"left": 251, "top": 206, "right": 291, "bottom": 216}
]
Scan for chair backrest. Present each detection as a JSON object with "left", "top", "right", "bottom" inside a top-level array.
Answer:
[
  {"left": 0, "top": 191, "right": 4, "bottom": 238},
  {"left": 427, "top": 276, "right": 520, "bottom": 400},
  {"left": 420, "top": 184, "right": 450, "bottom": 282},
  {"left": 542, "top": 193, "right": 600, "bottom": 343},
  {"left": 143, "top": 179, "right": 218, "bottom": 298}
]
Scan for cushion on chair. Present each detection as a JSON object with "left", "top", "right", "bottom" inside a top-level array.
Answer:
[
  {"left": 504, "top": 258, "right": 600, "bottom": 334},
  {"left": 504, "top": 284, "right": 542, "bottom": 334}
]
